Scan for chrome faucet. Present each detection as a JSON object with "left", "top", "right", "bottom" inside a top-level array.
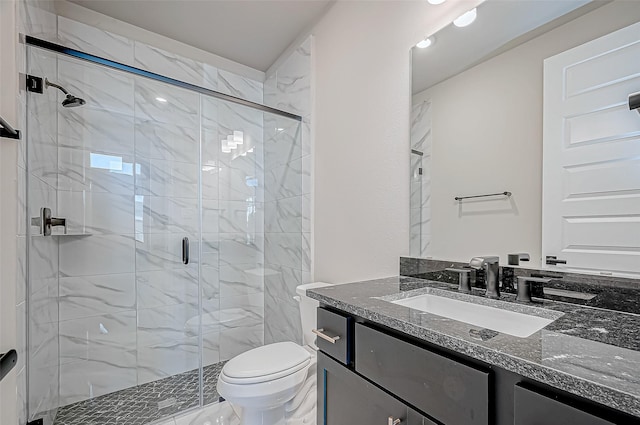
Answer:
[{"left": 469, "top": 256, "right": 500, "bottom": 299}]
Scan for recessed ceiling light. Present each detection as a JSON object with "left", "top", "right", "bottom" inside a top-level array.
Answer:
[
  {"left": 155, "top": 97, "right": 167, "bottom": 103},
  {"left": 453, "top": 8, "right": 477, "bottom": 27},
  {"left": 427, "top": 0, "right": 446, "bottom": 4},
  {"left": 416, "top": 38, "right": 433, "bottom": 49}
]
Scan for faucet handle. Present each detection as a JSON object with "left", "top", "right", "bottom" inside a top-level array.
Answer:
[
  {"left": 516, "top": 276, "right": 552, "bottom": 302},
  {"left": 445, "top": 268, "right": 472, "bottom": 294}
]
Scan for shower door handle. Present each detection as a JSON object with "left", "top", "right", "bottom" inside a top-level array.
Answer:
[
  {"left": 31, "top": 207, "right": 66, "bottom": 236},
  {"left": 182, "top": 237, "right": 189, "bottom": 265}
]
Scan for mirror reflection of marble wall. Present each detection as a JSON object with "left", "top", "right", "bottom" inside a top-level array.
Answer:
[
  {"left": 409, "top": 101, "right": 431, "bottom": 258},
  {"left": 409, "top": 0, "right": 640, "bottom": 269}
]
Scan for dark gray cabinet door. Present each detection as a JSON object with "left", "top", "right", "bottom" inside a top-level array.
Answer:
[
  {"left": 355, "top": 323, "right": 489, "bottom": 425},
  {"left": 318, "top": 351, "right": 437, "bottom": 425},
  {"left": 514, "top": 385, "right": 615, "bottom": 425}
]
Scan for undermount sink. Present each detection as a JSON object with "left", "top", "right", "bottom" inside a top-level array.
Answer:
[{"left": 391, "top": 293, "right": 561, "bottom": 338}]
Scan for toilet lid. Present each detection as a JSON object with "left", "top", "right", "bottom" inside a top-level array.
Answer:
[{"left": 222, "top": 342, "right": 311, "bottom": 384}]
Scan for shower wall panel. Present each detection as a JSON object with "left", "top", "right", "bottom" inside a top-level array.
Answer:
[{"left": 263, "top": 37, "right": 313, "bottom": 345}]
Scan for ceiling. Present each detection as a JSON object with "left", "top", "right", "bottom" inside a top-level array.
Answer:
[{"left": 68, "top": 0, "right": 333, "bottom": 71}]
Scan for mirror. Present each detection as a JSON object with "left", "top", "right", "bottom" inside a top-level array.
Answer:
[{"left": 409, "top": 0, "right": 640, "bottom": 275}]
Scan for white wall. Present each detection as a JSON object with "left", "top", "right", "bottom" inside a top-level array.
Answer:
[
  {"left": 310, "top": 0, "right": 482, "bottom": 284},
  {"left": 412, "top": 0, "right": 640, "bottom": 268},
  {"left": 0, "top": 0, "right": 19, "bottom": 423}
]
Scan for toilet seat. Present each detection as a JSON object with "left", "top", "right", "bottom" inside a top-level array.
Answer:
[{"left": 221, "top": 342, "right": 311, "bottom": 385}]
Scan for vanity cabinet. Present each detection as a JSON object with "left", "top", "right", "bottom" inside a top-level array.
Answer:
[
  {"left": 318, "top": 351, "right": 436, "bottom": 425},
  {"left": 316, "top": 306, "right": 640, "bottom": 425}
]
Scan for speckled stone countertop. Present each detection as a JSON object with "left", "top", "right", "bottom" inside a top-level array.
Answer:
[{"left": 308, "top": 277, "right": 640, "bottom": 418}]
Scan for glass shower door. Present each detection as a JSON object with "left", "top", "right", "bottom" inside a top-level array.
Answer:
[
  {"left": 132, "top": 74, "right": 203, "bottom": 414},
  {"left": 25, "top": 45, "right": 203, "bottom": 425},
  {"left": 25, "top": 45, "right": 60, "bottom": 425}
]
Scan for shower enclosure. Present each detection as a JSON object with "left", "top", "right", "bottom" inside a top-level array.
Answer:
[{"left": 24, "top": 39, "right": 302, "bottom": 425}]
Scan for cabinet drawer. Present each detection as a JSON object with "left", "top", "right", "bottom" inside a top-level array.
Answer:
[
  {"left": 355, "top": 324, "right": 490, "bottom": 425},
  {"left": 318, "top": 351, "right": 437, "bottom": 425},
  {"left": 316, "top": 307, "right": 352, "bottom": 365},
  {"left": 514, "top": 385, "right": 615, "bottom": 425}
]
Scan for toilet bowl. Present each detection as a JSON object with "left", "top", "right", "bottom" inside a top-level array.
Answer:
[{"left": 217, "top": 282, "right": 334, "bottom": 425}]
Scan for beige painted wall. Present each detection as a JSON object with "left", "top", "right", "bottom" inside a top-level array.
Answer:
[
  {"left": 310, "top": 0, "right": 482, "bottom": 283},
  {"left": 413, "top": 1, "right": 640, "bottom": 268},
  {"left": 0, "top": 0, "right": 19, "bottom": 423}
]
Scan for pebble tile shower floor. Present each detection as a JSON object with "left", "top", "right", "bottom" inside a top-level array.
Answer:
[{"left": 52, "top": 362, "right": 226, "bottom": 425}]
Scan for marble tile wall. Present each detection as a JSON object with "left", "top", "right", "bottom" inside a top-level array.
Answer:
[
  {"left": 263, "top": 37, "right": 313, "bottom": 345},
  {"left": 18, "top": 4, "right": 271, "bottom": 420},
  {"left": 409, "top": 101, "right": 432, "bottom": 258}
]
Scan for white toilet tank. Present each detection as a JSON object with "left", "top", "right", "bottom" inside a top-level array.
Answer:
[{"left": 295, "top": 282, "right": 334, "bottom": 349}]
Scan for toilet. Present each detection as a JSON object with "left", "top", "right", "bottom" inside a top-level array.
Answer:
[{"left": 217, "top": 282, "right": 334, "bottom": 425}]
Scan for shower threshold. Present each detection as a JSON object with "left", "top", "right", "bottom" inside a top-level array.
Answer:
[{"left": 52, "top": 361, "right": 226, "bottom": 425}]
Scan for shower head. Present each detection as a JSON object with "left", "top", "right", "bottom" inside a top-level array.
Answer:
[
  {"left": 61, "top": 95, "right": 86, "bottom": 108},
  {"left": 45, "top": 78, "right": 86, "bottom": 108}
]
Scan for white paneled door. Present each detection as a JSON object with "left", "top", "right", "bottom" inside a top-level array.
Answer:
[{"left": 543, "top": 21, "right": 640, "bottom": 277}]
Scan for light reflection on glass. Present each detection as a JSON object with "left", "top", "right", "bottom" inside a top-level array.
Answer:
[
  {"left": 245, "top": 197, "right": 256, "bottom": 237},
  {"left": 90, "top": 152, "right": 122, "bottom": 171},
  {"left": 89, "top": 153, "right": 139, "bottom": 176},
  {"left": 135, "top": 195, "right": 144, "bottom": 242}
]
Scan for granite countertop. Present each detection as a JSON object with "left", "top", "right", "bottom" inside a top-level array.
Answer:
[{"left": 308, "top": 277, "right": 640, "bottom": 418}]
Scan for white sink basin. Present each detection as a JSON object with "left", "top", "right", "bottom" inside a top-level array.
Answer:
[{"left": 391, "top": 293, "right": 558, "bottom": 338}]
